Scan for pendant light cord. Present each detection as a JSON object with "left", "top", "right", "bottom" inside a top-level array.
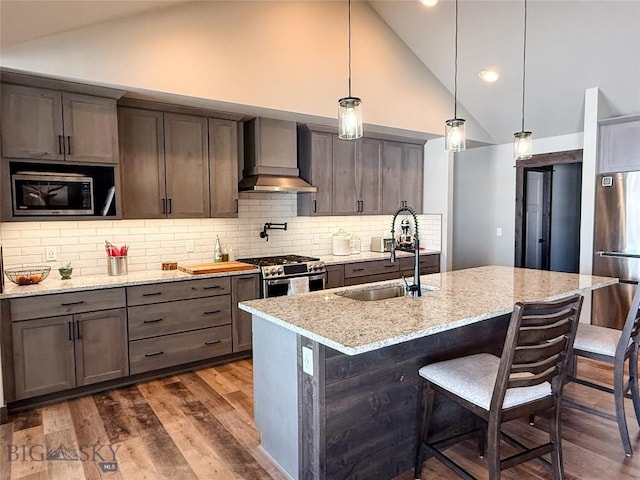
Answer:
[
  {"left": 521, "top": 0, "right": 528, "bottom": 132},
  {"left": 454, "top": 0, "right": 459, "bottom": 119},
  {"left": 348, "top": 0, "right": 352, "bottom": 98}
]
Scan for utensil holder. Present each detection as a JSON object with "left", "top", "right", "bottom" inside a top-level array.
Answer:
[{"left": 107, "top": 256, "right": 128, "bottom": 276}]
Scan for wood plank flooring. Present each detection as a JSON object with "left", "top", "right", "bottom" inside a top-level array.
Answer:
[{"left": 1, "top": 358, "right": 638, "bottom": 480}]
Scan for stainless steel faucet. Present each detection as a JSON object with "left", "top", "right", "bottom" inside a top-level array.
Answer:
[{"left": 390, "top": 205, "right": 421, "bottom": 297}]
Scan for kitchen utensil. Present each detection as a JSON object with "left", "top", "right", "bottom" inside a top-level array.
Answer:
[
  {"left": 332, "top": 229, "right": 351, "bottom": 256},
  {"left": 58, "top": 263, "right": 73, "bottom": 279},
  {"left": 5, "top": 266, "right": 51, "bottom": 285}
]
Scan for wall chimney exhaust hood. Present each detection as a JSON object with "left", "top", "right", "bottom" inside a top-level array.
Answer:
[{"left": 239, "top": 117, "right": 316, "bottom": 193}]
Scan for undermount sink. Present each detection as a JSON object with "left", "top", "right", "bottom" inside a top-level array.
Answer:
[{"left": 336, "top": 284, "right": 438, "bottom": 301}]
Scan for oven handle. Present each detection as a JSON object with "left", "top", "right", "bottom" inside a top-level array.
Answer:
[{"left": 265, "top": 273, "right": 326, "bottom": 286}]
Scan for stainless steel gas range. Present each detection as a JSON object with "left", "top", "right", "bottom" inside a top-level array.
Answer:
[{"left": 236, "top": 254, "right": 326, "bottom": 298}]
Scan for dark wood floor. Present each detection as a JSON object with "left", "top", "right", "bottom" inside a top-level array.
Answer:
[{"left": 0, "top": 358, "right": 638, "bottom": 480}]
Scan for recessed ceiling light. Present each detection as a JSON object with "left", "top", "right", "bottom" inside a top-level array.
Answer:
[
  {"left": 419, "top": 0, "right": 438, "bottom": 7},
  {"left": 479, "top": 70, "right": 500, "bottom": 82}
]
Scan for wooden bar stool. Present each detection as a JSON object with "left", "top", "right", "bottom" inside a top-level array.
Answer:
[
  {"left": 567, "top": 285, "right": 640, "bottom": 456},
  {"left": 414, "top": 294, "right": 584, "bottom": 480}
]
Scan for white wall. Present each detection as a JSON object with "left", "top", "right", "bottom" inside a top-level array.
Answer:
[
  {"left": 452, "top": 132, "right": 584, "bottom": 270},
  {"left": 0, "top": 0, "right": 491, "bottom": 142},
  {"left": 423, "top": 138, "right": 452, "bottom": 271}
]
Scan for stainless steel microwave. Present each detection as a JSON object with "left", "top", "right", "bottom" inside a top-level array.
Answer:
[{"left": 12, "top": 171, "right": 94, "bottom": 216}]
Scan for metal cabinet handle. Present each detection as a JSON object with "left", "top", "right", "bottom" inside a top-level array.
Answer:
[
  {"left": 235, "top": 198, "right": 238, "bottom": 213},
  {"left": 168, "top": 198, "right": 172, "bottom": 214},
  {"left": 66, "top": 136, "right": 71, "bottom": 155},
  {"left": 145, "top": 351, "right": 164, "bottom": 357},
  {"left": 142, "top": 292, "right": 162, "bottom": 297},
  {"left": 203, "top": 285, "right": 222, "bottom": 290},
  {"left": 76, "top": 320, "right": 82, "bottom": 339},
  {"left": 61, "top": 300, "right": 84, "bottom": 306},
  {"left": 162, "top": 198, "right": 166, "bottom": 215},
  {"left": 58, "top": 135, "right": 64, "bottom": 155},
  {"left": 384, "top": 265, "right": 396, "bottom": 268},
  {"left": 238, "top": 275, "right": 255, "bottom": 280},
  {"left": 205, "top": 340, "right": 221, "bottom": 346},
  {"left": 203, "top": 309, "right": 221, "bottom": 315},
  {"left": 143, "top": 318, "right": 163, "bottom": 324},
  {"left": 352, "top": 268, "right": 365, "bottom": 272},
  {"left": 68, "top": 322, "right": 73, "bottom": 341},
  {"left": 313, "top": 200, "right": 317, "bottom": 213}
]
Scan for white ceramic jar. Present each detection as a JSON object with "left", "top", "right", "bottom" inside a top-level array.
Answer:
[{"left": 332, "top": 229, "right": 351, "bottom": 256}]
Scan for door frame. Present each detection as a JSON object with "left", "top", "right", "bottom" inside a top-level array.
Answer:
[{"left": 514, "top": 149, "right": 583, "bottom": 267}]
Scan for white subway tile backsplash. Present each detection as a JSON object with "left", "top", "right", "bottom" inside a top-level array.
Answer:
[{"left": 1, "top": 197, "right": 441, "bottom": 276}]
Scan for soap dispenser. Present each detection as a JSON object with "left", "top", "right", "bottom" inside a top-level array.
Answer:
[{"left": 214, "top": 236, "right": 223, "bottom": 263}]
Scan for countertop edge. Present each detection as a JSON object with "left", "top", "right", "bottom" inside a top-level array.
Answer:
[{"left": 0, "top": 267, "right": 260, "bottom": 299}]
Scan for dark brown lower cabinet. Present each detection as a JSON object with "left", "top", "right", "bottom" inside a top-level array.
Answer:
[
  {"left": 326, "top": 264, "right": 345, "bottom": 289},
  {"left": 232, "top": 274, "right": 260, "bottom": 352},
  {"left": 11, "top": 308, "right": 127, "bottom": 400}
]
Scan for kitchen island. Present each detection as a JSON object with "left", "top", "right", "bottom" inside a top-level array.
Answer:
[{"left": 238, "top": 265, "right": 617, "bottom": 480}]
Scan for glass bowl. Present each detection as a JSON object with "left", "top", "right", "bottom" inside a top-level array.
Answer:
[{"left": 4, "top": 266, "right": 51, "bottom": 285}]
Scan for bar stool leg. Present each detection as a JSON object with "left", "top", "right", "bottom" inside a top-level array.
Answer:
[
  {"left": 614, "top": 359, "right": 633, "bottom": 456},
  {"left": 630, "top": 348, "right": 640, "bottom": 427},
  {"left": 414, "top": 384, "right": 435, "bottom": 480},
  {"left": 550, "top": 399, "right": 565, "bottom": 480},
  {"left": 486, "top": 416, "right": 501, "bottom": 480}
]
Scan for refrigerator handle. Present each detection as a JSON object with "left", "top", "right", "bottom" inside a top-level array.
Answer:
[{"left": 597, "top": 251, "right": 640, "bottom": 259}]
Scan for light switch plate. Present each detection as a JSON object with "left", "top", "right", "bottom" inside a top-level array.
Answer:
[{"left": 302, "top": 346, "right": 314, "bottom": 376}]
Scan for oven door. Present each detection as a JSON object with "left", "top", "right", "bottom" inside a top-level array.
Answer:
[{"left": 264, "top": 272, "right": 326, "bottom": 298}]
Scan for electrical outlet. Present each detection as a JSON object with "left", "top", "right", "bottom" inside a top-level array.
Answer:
[
  {"left": 45, "top": 246, "right": 57, "bottom": 261},
  {"left": 186, "top": 240, "right": 194, "bottom": 253},
  {"left": 313, "top": 234, "right": 320, "bottom": 244},
  {"left": 496, "top": 227, "right": 503, "bottom": 237},
  {"left": 302, "top": 346, "right": 314, "bottom": 376}
]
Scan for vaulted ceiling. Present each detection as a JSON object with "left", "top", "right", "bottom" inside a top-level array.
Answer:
[{"left": 1, "top": 0, "right": 638, "bottom": 146}]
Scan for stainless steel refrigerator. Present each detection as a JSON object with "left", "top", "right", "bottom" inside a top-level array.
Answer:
[{"left": 592, "top": 172, "right": 640, "bottom": 329}]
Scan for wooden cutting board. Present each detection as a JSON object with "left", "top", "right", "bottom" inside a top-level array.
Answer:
[{"left": 178, "top": 261, "right": 257, "bottom": 275}]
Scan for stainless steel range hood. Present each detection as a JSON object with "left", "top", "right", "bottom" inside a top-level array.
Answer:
[{"left": 239, "top": 117, "right": 317, "bottom": 193}]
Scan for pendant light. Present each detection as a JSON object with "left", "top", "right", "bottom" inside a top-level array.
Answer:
[
  {"left": 445, "top": 0, "right": 466, "bottom": 152},
  {"left": 514, "top": 0, "right": 532, "bottom": 160},
  {"left": 338, "top": 0, "right": 363, "bottom": 140}
]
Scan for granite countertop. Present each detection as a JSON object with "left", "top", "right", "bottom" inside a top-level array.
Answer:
[
  {"left": 317, "top": 249, "right": 440, "bottom": 265},
  {"left": 239, "top": 265, "right": 618, "bottom": 356},
  {"left": 0, "top": 266, "right": 260, "bottom": 299}
]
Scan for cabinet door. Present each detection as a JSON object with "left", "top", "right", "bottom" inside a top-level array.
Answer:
[
  {"left": 332, "top": 136, "right": 359, "bottom": 215},
  {"left": 382, "top": 141, "right": 403, "bottom": 214},
  {"left": 119, "top": 107, "right": 166, "bottom": 218},
  {"left": 164, "top": 113, "right": 210, "bottom": 218},
  {"left": 74, "top": 308, "right": 128, "bottom": 386},
  {"left": 62, "top": 93, "right": 118, "bottom": 163},
  {"left": 402, "top": 143, "right": 423, "bottom": 213},
  {"left": 231, "top": 274, "right": 260, "bottom": 352},
  {"left": 209, "top": 118, "right": 239, "bottom": 217},
  {"left": 1, "top": 84, "right": 64, "bottom": 161},
  {"left": 12, "top": 315, "right": 75, "bottom": 400},
  {"left": 310, "top": 131, "right": 334, "bottom": 216},
  {"left": 598, "top": 117, "right": 640, "bottom": 173},
  {"left": 326, "top": 264, "right": 345, "bottom": 289},
  {"left": 358, "top": 138, "right": 383, "bottom": 215}
]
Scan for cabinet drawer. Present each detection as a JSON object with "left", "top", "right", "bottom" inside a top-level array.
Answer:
[
  {"left": 129, "top": 325, "right": 232, "bottom": 374},
  {"left": 344, "top": 259, "right": 399, "bottom": 278},
  {"left": 10, "top": 288, "right": 126, "bottom": 321},
  {"left": 128, "top": 295, "right": 231, "bottom": 341},
  {"left": 399, "top": 254, "right": 440, "bottom": 273},
  {"left": 127, "top": 277, "right": 231, "bottom": 306},
  {"left": 344, "top": 271, "right": 399, "bottom": 286}
]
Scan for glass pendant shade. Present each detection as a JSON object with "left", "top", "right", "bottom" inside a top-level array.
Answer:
[
  {"left": 338, "top": 96, "right": 363, "bottom": 140},
  {"left": 445, "top": 118, "right": 466, "bottom": 152},
  {"left": 513, "top": 131, "right": 533, "bottom": 160}
]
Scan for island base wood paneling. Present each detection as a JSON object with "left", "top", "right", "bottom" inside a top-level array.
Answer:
[{"left": 297, "top": 314, "right": 510, "bottom": 480}]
